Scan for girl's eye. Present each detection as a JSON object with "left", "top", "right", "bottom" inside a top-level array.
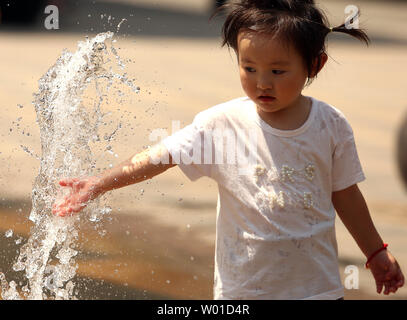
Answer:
[
  {"left": 272, "top": 70, "right": 285, "bottom": 75},
  {"left": 243, "top": 67, "right": 285, "bottom": 75},
  {"left": 244, "top": 67, "right": 255, "bottom": 73}
]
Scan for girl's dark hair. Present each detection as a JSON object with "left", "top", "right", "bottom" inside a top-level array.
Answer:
[{"left": 210, "top": 0, "right": 370, "bottom": 85}]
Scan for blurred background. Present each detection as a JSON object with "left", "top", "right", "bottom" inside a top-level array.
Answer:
[{"left": 0, "top": 0, "right": 406, "bottom": 300}]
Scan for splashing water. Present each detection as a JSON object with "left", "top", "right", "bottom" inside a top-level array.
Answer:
[{"left": 0, "top": 32, "right": 139, "bottom": 300}]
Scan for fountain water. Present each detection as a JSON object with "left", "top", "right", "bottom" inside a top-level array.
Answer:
[{"left": 0, "top": 32, "right": 139, "bottom": 300}]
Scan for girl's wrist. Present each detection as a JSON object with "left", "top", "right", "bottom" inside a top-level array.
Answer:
[
  {"left": 365, "top": 243, "right": 388, "bottom": 269},
  {"left": 361, "top": 236, "right": 386, "bottom": 260},
  {"left": 90, "top": 175, "right": 105, "bottom": 198}
]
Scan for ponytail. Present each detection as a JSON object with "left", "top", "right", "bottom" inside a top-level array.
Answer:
[{"left": 329, "top": 8, "right": 370, "bottom": 46}]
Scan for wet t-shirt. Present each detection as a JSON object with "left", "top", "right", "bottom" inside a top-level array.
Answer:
[{"left": 161, "top": 96, "right": 365, "bottom": 300}]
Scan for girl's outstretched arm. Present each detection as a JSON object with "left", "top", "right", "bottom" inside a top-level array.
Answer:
[
  {"left": 52, "top": 143, "right": 176, "bottom": 217},
  {"left": 332, "top": 184, "right": 405, "bottom": 295}
]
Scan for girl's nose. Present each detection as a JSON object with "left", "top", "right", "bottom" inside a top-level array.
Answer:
[{"left": 257, "top": 75, "right": 273, "bottom": 90}]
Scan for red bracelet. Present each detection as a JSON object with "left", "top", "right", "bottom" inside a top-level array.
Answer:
[{"left": 365, "top": 243, "right": 388, "bottom": 269}]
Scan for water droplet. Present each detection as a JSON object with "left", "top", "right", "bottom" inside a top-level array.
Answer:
[{"left": 98, "top": 230, "right": 107, "bottom": 237}]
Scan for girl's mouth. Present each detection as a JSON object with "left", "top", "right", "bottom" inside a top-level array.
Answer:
[{"left": 258, "top": 96, "right": 276, "bottom": 102}]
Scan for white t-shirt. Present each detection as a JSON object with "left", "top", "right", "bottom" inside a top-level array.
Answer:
[{"left": 161, "top": 96, "right": 365, "bottom": 300}]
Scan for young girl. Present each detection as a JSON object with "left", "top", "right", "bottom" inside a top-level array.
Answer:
[{"left": 52, "top": 0, "right": 404, "bottom": 299}]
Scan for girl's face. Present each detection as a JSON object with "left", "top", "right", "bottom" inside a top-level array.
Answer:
[{"left": 237, "top": 30, "right": 310, "bottom": 116}]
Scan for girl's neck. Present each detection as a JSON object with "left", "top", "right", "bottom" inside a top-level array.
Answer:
[{"left": 256, "top": 95, "right": 312, "bottom": 131}]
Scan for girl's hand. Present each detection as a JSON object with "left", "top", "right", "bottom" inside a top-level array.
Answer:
[
  {"left": 367, "top": 250, "right": 405, "bottom": 295},
  {"left": 52, "top": 176, "right": 102, "bottom": 217}
]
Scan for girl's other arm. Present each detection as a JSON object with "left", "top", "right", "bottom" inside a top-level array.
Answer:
[
  {"left": 52, "top": 143, "right": 176, "bottom": 217},
  {"left": 332, "top": 184, "right": 404, "bottom": 295}
]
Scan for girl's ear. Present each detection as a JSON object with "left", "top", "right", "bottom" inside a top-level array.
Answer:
[{"left": 310, "top": 53, "right": 328, "bottom": 78}]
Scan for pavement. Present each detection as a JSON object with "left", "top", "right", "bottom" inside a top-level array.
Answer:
[{"left": 0, "top": 0, "right": 407, "bottom": 300}]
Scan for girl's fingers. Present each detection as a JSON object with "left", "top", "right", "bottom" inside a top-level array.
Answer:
[
  {"left": 59, "top": 178, "right": 79, "bottom": 187},
  {"left": 383, "top": 268, "right": 403, "bottom": 292},
  {"left": 52, "top": 206, "right": 60, "bottom": 214},
  {"left": 59, "top": 179, "right": 71, "bottom": 187},
  {"left": 389, "top": 280, "right": 398, "bottom": 293},
  {"left": 396, "top": 270, "right": 405, "bottom": 288},
  {"left": 383, "top": 283, "right": 390, "bottom": 295},
  {"left": 52, "top": 201, "right": 64, "bottom": 215},
  {"left": 71, "top": 204, "right": 81, "bottom": 213},
  {"left": 398, "top": 265, "right": 404, "bottom": 281},
  {"left": 376, "top": 281, "right": 383, "bottom": 294},
  {"left": 57, "top": 207, "right": 72, "bottom": 217},
  {"left": 55, "top": 208, "right": 66, "bottom": 217},
  {"left": 54, "top": 204, "right": 67, "bottom": 216}
]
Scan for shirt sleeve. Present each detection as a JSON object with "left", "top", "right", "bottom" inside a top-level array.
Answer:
[
  {"left": 331, "top": 116, "right": 366, "bottom": 192},
  {"left": 161, "top": 113, "right": 214, "bottom": 181}
]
